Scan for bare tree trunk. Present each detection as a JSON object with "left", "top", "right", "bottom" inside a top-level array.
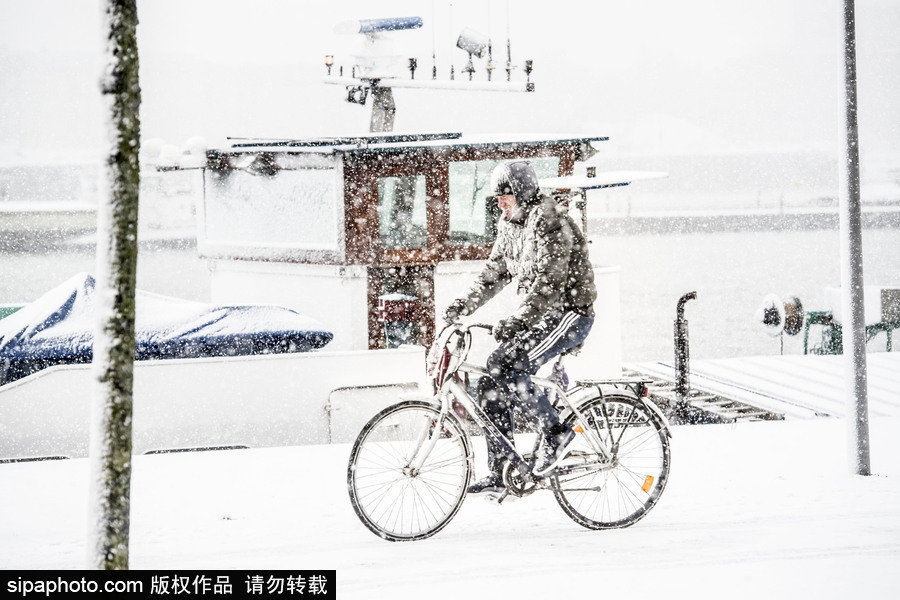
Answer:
[{"left": 87, "top": 0, "right": 141, "bottom": 570}]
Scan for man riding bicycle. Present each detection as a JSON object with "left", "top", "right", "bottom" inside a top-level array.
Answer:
[{"left": 443, "top": 160, "right": 597, "bottom": 495}]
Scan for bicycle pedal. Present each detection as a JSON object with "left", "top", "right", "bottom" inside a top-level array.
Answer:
[{"left": 484, "top": 490, "right": 515, "bottom": 505}]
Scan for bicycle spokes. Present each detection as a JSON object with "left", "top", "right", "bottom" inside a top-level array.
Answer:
[
  {"left": 348, "top": 401, "right": 472, "bottom": 541},
  {"left": 551, "top": 394, "right": 671, "bottom": 530}
]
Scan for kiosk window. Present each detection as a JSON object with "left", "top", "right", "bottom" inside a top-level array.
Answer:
[
  {"left": 448, "top": 157, "right": 560, "bottom": 245},
  {"left": 378, "top": 175, "right": 428, "bottom": 249},
  {"left": 204, "top": 165, "right": 340, "bottom": 251}
]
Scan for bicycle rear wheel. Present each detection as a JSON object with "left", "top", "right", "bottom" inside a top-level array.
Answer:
[
  {"left": 551, "top": 393, "right": 670, "bottom": 529},
  {"left": 348, "top": 400, "right": 472, "bottom": 541}
]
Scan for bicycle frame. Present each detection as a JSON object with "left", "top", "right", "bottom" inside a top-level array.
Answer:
[{"left": 422, "top": 322, "right": 627, "bottom": 480}]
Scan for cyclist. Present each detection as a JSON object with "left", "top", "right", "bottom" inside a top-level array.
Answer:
[{"left": 443, "top": 160, "right": 597, "bottom": 495}]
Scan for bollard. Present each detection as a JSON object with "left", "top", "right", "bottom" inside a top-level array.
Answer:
[{"left": 674, "top": 291, "right": 697, "bottom": 420}]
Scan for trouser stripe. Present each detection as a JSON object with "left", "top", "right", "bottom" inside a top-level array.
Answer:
[{"left": 528, "top": 311, "right": 579, "bottom": 362}]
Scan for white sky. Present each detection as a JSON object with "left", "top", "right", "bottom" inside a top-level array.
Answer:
[
  {"left": 0, "top": 1, "right": 802, "bottom": 65},
  {"left": 0, "top": 0, "right": 898, "bottom": 161}
]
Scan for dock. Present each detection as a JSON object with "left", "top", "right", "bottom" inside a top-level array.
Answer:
[{"left": 628, "top": 351, "right": 900, "bottom": 422}]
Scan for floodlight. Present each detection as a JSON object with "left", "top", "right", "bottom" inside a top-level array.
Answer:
[{"left": 456, "top": 27, "right": 488, "bottom": 58}]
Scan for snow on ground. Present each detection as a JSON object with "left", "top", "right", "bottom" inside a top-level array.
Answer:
[{"left": 2, "top": 416, "right": 899, "bottom": 599}]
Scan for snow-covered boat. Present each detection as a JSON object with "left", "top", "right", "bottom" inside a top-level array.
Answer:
[
  {"left": 0, "top": 16, "right": 666, "bottom": 461},
  {"left": 0, "top": 131, "right": 639, "bottom": 462},
  {"left": 0, "top": 272, "right": 334, "bottom": 387}
]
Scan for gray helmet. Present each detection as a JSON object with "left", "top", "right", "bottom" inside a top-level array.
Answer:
[{"left": 490, "top": 160, "right": 540, "bottom": 207}]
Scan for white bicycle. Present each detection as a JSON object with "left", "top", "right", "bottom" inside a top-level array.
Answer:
[{"left": 347, "top": 321, "right": 672, "bottom": 541}]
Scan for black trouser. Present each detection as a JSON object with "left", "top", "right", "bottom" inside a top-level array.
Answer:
[{"left": 477, "top": 310, "right": 594, "bottom": 473}]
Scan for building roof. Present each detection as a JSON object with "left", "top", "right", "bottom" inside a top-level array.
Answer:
[{"left": 217, "top": 132, "right": 609, "bottom": 155}]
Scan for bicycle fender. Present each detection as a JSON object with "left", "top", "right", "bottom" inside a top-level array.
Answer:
[{"left": 640, "top": 397, "right": 673, "bottom": 438}]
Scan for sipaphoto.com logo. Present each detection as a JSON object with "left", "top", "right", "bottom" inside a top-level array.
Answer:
[{"left": 6, "top": 575, "right": 142, "bottom": 597}]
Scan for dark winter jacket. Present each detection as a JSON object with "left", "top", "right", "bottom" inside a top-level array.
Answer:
[{"left": 457, "top": 194, "right": 597, "bottom": 327}]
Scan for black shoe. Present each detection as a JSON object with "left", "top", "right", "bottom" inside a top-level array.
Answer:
[
  {"left": 467, "top": 473, "right": 504, "bottom": 495},
  {"left": 533, "top": 426, "right": 576, "bottom": 476}
]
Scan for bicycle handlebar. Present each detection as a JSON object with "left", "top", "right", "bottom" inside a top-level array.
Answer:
[
  {"left": 444, "top": 319, "right": 493, "bottom": 334},
  {"left": 466, "top": 322, "right": 494, "bottom": 333}
]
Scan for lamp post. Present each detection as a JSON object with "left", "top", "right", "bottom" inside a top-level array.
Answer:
[{"left": 839, "top": 0, "right": 870, "bottom": 476}]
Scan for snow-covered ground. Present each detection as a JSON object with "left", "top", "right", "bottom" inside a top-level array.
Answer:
[{"left": 2, "top": 415, "right": 898, "bottom": 599}]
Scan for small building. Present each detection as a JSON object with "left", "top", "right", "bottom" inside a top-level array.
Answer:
[{"left": 196, "top": 132, "right": 621, "bottom": 376}]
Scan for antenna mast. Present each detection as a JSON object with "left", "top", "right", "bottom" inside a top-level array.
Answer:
[
  {"left": 323, "top": 11, "right": 534, "bottom": 133},
  {"left": 506, "top": 0, "right": 513, "bottom": 81}
]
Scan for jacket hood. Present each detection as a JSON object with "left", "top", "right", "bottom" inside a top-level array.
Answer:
[{"left": 490, "top": 160, "right": 541, "bottom": 209}]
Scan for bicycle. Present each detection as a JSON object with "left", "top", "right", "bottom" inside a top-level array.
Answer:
[{"left": 347, "top": 321, "right": 672, "bottom": 541}]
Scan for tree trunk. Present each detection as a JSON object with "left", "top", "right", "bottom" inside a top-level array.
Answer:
[{"left": 87, "top": 0, "right": 141, "bottom": 570}]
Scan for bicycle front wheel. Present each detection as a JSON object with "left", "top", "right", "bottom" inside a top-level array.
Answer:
[
  {"left": 551, "top": 393, "right": 671, "bottom": 529},
  {"left": 347, "top": 400, "right": 472, "bottom": 541}
]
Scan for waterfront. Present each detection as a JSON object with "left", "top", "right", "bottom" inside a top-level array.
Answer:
[
  {"left": 593, "top": 227, "right": 900, "bottom": 362},
  {"left": 2, "top": 227, "right": 898, "bottom": 364}
]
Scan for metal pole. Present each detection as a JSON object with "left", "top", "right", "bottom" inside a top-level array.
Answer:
[
  {"left": 839, "top": 0, "right": 871, "bottom": 476},
  {"left": 370, "top": 85, "right": 396, "bottom": 133},
  {"left": 674, "top": 291, "right": 697, "bottom": 421}
]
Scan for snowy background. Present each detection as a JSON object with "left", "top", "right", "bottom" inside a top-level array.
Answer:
[
  {"left": 2, "top": 0, "right": 899, "bottom": 360},
  {"left": 1, "top": 0, "right": 899, "bottom": 165},
  {"left": 1, "top": 1, "right": 899, "bottom": 594}
]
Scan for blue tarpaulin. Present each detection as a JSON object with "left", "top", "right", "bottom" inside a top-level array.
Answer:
[{"left": 0, "top": 273, "right": 333, "bottom": 385}]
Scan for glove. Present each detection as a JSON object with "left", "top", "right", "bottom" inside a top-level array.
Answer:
[
  {"left": 443, "top": 299, "right": 468, "bottom": 323},
  {"left": 493, "top": 317, "right": 526, "bottom": 343}
]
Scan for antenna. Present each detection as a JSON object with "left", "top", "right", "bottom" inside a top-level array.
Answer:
[
  {"left": 486, "top": 2, "right": 494, "bottom": 81},
  {"left": 506, "top": 0, "right": 513, "bottom": 81},
  {"left": 431, "top": 1, "right": 437, "bottom": 80},
  {"left": 322, "top": 12, "right": 535, "bottom": 133}
]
